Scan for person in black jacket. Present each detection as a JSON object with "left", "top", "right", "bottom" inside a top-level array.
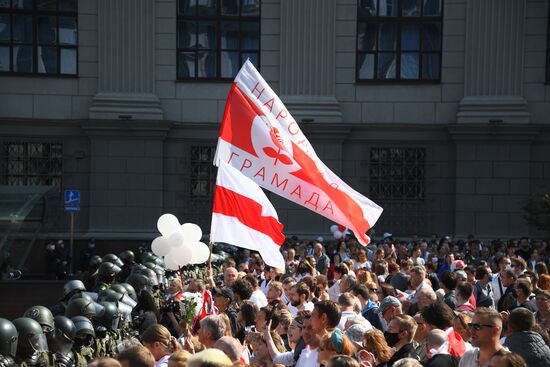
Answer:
[
  {"left": 386, "top": 314, "right": 421, "bottom": 367},
  {"left": 424, "top": 329, "right": 460, "bottom": 367},
  {"left": 503, "top": 307, "right": 550, "bottom": 366}
]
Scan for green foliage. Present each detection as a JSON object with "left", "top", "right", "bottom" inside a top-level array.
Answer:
[{"left": 523, "top": 192, "right": 550, "bottom": 237}]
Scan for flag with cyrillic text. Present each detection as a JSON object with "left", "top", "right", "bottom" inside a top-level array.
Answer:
[{"left": 214, "top": 60, "right": 383, "bottom": 245}]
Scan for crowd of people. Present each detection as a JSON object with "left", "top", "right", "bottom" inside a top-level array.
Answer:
[{"left": 2, "top": 232, "right": 550, "bottom": 367}]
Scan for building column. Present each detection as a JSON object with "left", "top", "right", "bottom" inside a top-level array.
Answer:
[
  {"left": 457, "top": 0, "right": 529, "bottom": 123},
  {"left": 279, "top": 0, "right": 342, "bottom": 123},
  {"left": 89, "top": 0, "right": 163, "bottom": 120}
]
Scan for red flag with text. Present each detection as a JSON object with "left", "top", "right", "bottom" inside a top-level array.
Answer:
[{"left": 214, "top": 61, "right": 383, "bottom": 245}]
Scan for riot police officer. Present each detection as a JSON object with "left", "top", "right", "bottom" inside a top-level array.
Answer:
[
  {"left": 118, "top": 250, "right": 135, "bottom": 281},
  {"left": 50, "top": 316, "right": 81, "bottom": 367},
  {"left": 12, "top": 317, "right": 48, "bottom": 367},
  {"left": 50, "top": 280, "right": 87, "bottom": 317},
  {"left": 93, "top": 262, "right": 121, "bottom": 292},
  {"left": 70, "top": 317, "right": 94, "bottom": 363},
  {"left": 23, "top": 306, "right": 56, "bottom": 366},
  {"left": 0, "top": 318, "right": 17, "bottom": 367}
]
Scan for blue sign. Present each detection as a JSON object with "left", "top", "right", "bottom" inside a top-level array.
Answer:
[
  {"left": 64, "top": 190, "right": 80, "bottom": 205},
  {"left": 64, "top": 190, "right": 80, "bottom": 212}
]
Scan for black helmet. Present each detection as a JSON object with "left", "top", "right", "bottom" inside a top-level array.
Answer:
[
  {"left": 109, "top": 284, "right": 127, "bottom": 296},
  {"left": 131, "top": 264, "right": 147, "bottom": 274},
  {"left": 140, "top": 252, "right": 157, "bottom": 264},
  {"left": 0, "top": 318, "right": 18, "bottom": 357},
  {"left": 109, "top": 285, "right": 136, "bottom": 309},
  {"left": 23, "top": 306, "right": 54, "bottom": 334},
  {"left": 98, "top": 262, "right": 122, "bottom": 278},
  {"left": 70, "top": 317, "right": 94, "bottom": 337},
  {"left": 136, "top": 268, "right": 159, "bottom": 286},
  {"left": 119, "top": 283, "right": 137, "bottom": 302},
  {"left": 63, "top": 280, "right": 86, "bottom": 299},
  {"left": 102, "top": 254, "right": 123, "bottom": 268},
  {"left": 65, "top": 298, "right": 104, "bottom": 320},
  {"left": 98, "top": 289, "right": 123, "bottom": 303},
  {"left": 95, "top": 302, "right": 120, "bottom": 331},
  {"left": 118, "top": 250, "right": 135, "bottom": 264},
  {"left": 126, "top": 273, "right": 150, "bottom": 293},
  {"left": 12, "top": 317, "right": 48, "bottom": 357},
  {"left": 89, "top": 255, "right": 102, "bottom": 269},
  {"left": 51, "top": 316, "right": 75, "bottom": 354}
]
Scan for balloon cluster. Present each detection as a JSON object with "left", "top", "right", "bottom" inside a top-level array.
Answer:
[
  {"left": 329, "top": 224, "right": 348, "bottom": 239},
  {"left": 150, "top": 214, "right": 210, "bottom": 270}
]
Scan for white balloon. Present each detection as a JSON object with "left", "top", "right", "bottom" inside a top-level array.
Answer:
[
  {"left": 329, "top": 225, "right": 339, "bottom": 233},
  {"left": 151, "top": 236, "right": 171, "bottom": 257},
  {"left": 157, "top": 214, "right": 181, "bottom": 237},
  {"left": 189, "top": 242, "right": 210, "bottom": 264},
  {"left": 164, "top": 253, "right": 180, "bottom": 270},
  {"left": 172, "top": 245, "right": 193, "bottom": 266},
  {"left": 333, "top": 230, "right": 343, "bottom": 239},
  {"left": 181, "top": 223, "right": 202, "bottom": 244},
  {"left": 168, "top": 231, "right": 185, "bottom": 248}
]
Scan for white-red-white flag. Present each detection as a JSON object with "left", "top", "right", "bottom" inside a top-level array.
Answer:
[
  {"left": 214, "top": 60, "right": 383, "bottom": 245},
  {"left": 211, "top": 161, "right": 286, "bottom": 270}
]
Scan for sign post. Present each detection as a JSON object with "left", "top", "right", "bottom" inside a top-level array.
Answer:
[{"left": 64, "top": 190, "right": 80, "bottom": 274}]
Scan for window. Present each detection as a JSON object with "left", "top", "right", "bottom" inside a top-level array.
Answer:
[
  {"left": 369, "top": 147, "right": 425, "bottom": 201},
  {"left": 356, "top": 0, "right": 442, "bottom": 82},
  {"left": 190, "top": 146, "right": 216, "bottom": 198},
  {"left": 1, "top": 141, "right": 63, "bottom": 190},
  {"left": 0, "top": 0, "right": 78, "bottom": 76},
  {"left": 177, "top": 0, "right": 260, "bottom": 80}
]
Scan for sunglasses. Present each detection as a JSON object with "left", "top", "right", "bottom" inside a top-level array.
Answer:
[{"left": 468, "top": 323, "right": 495, "bottom": 330}]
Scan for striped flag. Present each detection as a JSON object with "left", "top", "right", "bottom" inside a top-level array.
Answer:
[{"left": 211, "top": 161, "right": 285, "bottom": 270}]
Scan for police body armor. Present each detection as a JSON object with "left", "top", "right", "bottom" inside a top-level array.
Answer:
[
  {"left": 54, "top": 350, "right": 75, "bottom": 367},
  {"left": 0, "top": 355, "right": 15, "bottom": 367}
]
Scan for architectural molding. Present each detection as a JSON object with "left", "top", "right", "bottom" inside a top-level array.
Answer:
[
  {"left": 448, "top": 123, "right": 541, "bottom": 142},
  {"left": 459, "top": 0, "right": 528, "bottom": 124},
  {"left": 279, "top": 0, "right": 342, "bottom": 123},
  {"left": 90, "top": 0, "right": 162, "bottom": 120}
]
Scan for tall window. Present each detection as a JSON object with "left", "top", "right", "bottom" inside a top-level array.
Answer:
[
  {"left": 0, "top": 0, "right": 78, "bottom": 75},
  {"left": 356, "top": 0, "right": 442, "bottom": 82},
  {"left": 177, "top": 0, "right": 260, "bottom": 80},
  {"left": 369, "top": 147, "right": 425, "bottom": 201},
  {"left": 190, "top": 146, "right": 216, "bottom": 198},
  {"left": 1, "top": 142, "right": 63, "bottom": 190}
]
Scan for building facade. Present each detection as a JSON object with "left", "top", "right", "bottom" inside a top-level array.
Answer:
[{"left": 0, "top": 0, "right": 549, "bottom": 245}]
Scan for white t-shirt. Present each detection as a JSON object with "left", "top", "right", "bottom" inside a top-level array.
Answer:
[
  {"left": 338, "top": 310, "right": 357, "bottom": 330},
  {"left": 273, "top": 346, "right": 320, "bottom": 367},
  {"left": 288, "top": 301, "right": 314, "bottom": 317},
  {"left": 155, "top": 354, "right": 170, "bottom": 367},
  {"left": 249, "top": 289, "right": 268, "bottom": 308},
  {"left": 328, "top": 280, "right": 341, "bottom": 302}
]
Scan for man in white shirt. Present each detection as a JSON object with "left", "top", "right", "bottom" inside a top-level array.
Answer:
[
  {"left": 459, "top": 308, "right": 505, "bottom": 367},
  {"left": 337, "top": 293, "right": 358, "bottom": 330},
  {"left": 288, "top": 283, "right": 314, "bottom": 317},
  {"left": 271, "top": 315, "right": 320, "bottom": 367},
  {"left": 245, "top": 274, "right": 268, "bottom": 308},
  {"left": 491, "top": 256, "right": 511, "bottom": 304}
]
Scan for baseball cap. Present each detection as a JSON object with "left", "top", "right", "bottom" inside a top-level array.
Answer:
[
  {"left": 345, "top": 323, "right": 371, "bottom": 347},
  {"left": 383, "top": 232, "right": 393, "bottom": 239},
  {"left": 376, "top": 296, "right": 401, "bottom": 314},
  {"left": 212, "top": 287, "right": 234, "bottom": 300},
  {"left": 455, "top": 270, "right": 468, "bottom": 281}
]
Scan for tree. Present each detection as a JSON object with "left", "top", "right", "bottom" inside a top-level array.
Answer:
[{"left": 523, "top": 192, "right": 550, "bottom": 238}]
